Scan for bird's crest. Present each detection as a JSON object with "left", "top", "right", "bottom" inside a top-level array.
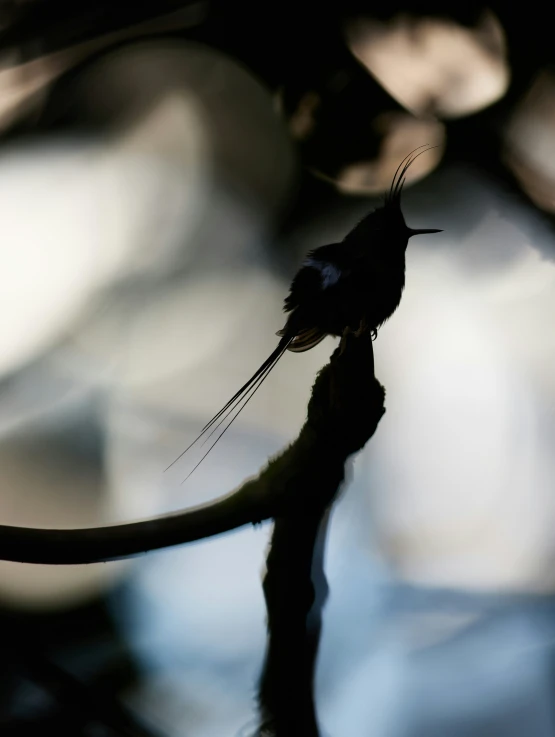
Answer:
[{"left": 384, "top": 144, "right": 437, "bottom": 213}]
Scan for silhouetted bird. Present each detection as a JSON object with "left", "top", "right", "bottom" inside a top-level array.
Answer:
[{"left": 167, "top": 146, "right": 442, "bottom": 477}]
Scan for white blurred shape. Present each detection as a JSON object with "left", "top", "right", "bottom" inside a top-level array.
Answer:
[
  {"left": 69, "top": 42, "right": 295, "bottom": 218},
  {"left": 346, "top": 11, "right": 509, "bottom": 118},
  {"left": 331, "top": 112, "right": 445, "bottom": 195},
  {"left": 0, "top": 41, "right": 295, "bottom": 379},
  {"left": 93, "top": 91, "right": 209, "bottom": 279},
  {"left": 53, "top": 42, "right": 297, "bottom": 394},
  {"left": 0, "top": 91, "right": 205, "bottom": 376},
  {"left": 504, "top": 70, "right": 555, "bottom": 213},
  {"left": 366, "top": 205, "right": 555, "bottom": 592},
  {"left": 0, "top": 143, "right": 110, "bottom": 375}
]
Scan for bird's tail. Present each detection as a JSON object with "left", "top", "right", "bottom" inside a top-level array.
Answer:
[
  {"left": 165, "top": 334, "right": 293, "bottom": 479},
  {"left": 277, "top": 325, "right": 327, "bottom": 352}
]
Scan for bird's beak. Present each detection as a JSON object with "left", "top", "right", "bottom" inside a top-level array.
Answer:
[{"left": 407, "top": 228, "right": 443, "bottom": 237}]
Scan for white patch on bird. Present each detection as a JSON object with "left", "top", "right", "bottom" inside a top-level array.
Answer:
[{"left": 304, "top": 257, "right": 342, "bottom": 288}]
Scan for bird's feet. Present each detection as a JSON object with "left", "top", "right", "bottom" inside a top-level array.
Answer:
[
  {"left": 354, "top": 318, "right": 367, "bottom": 338},
  {"left": 339, "top": 327, "right": 351, "bottom": 355},
  {"left": 354, "top": 318, "right": 376, "bottom": 340},
  {"left": 340, "top": 321, "right": 376, "bottom": 353}
]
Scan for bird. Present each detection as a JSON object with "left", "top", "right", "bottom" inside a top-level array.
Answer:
[{"left": 166, "top": 145, "right": 442, "bottom": 477}]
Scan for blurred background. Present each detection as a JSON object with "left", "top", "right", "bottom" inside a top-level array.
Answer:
[{"left": 1, "top": 1, "right": 555, "bottom": 735}]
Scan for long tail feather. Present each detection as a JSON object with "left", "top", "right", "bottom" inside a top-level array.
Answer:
[
  {"left": 164, "top": 334, "right": 293, "bottom": 473},
  {"left": 181, "top": 342, "right": 287, "bottom": 483},
  {"left": 200, "top": 349, "right": 279, "bottom": 449},
  {"left": 197, "top": 334, "right": 293, "bottom": 436}
]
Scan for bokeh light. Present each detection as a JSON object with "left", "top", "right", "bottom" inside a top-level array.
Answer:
[{"left": 345, "top": 10, "right": 509, "bottom": 118}]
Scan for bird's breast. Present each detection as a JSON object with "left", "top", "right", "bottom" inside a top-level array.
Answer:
[{"left": 354, "top": 261, "right": 406, "bottom": 323}]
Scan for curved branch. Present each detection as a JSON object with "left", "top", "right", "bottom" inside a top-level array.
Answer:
[{"left": 0, "top": 333, "right": 385, "bottom": 565}]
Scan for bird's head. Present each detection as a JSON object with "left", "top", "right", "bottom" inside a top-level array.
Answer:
[{"left": 345, "top": 146, "right": 442, "bottom": 252}]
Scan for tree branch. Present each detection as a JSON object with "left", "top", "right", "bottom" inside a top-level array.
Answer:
[
  {"left": 254, "top": 333, "right": 385, "bottom": 737},
  {"left": 0, "top": 333, "right": 384, "bottom": 566},
  {"left": 0, "top": 332, "right": 386, "bottom": 737}
]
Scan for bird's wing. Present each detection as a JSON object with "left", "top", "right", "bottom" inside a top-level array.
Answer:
[
  {"left": 283, "top": 244, "right": 344, "bottom": 313},
  {"left": 283, "top": 263, "right": 323, "bottom": 313}
]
